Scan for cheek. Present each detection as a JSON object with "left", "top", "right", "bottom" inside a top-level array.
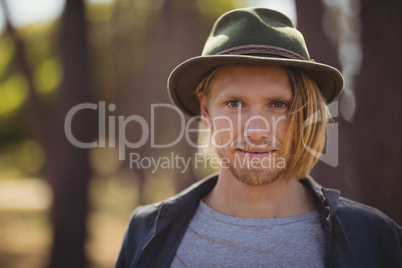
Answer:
[
  {"left": 209, "top": 107, "right": 239, "bottom": 130},
  {"left": 270, "top": 115, "right": 290, "bottom": 141},
  {"left": 210, "top": 113, "right": 239, "bottom": 145}
]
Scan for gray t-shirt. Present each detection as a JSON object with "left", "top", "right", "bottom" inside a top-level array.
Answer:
[{"left": 170, "top": 201, "right": 325, "bottom": 268}]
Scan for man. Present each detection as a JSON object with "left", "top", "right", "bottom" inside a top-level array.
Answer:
[{"left": 116, "top": 7, "right": 402, "bottom": 267}]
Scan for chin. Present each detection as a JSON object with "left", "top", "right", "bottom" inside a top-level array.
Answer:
[{"left": 229, "top": 166, "right": 286, "bottom": 187}]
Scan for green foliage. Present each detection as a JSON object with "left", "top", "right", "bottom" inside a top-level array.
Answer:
[
  {"left": 0, "top": 19, "right": 60, "bottom": 145},
  {"left": 19, "top": 22, "right": 60, "bottom": 68},
  {"left": 16, "top": 140, "right": 45, "bottom": 175},
  {"left": 196, "top": 0, "right": 237, "bottom": 17},
  {"left": 0, "top": 139, "right": 45, "bottom": 177},
  {"left": 86, "top": 1, "right": 116, "bottom": 22},
  {"left": 33, "top": 57, "right": 62, "bottom": 96},
  {"left": 0, "top": 35, "right": 14, "bottom": 80},
  {"left": 0, "top": 72, "right": 28, "bottom": 117}
]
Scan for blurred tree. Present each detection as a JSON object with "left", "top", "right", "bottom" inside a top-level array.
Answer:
[
  {"left": 295, "top": 0, "right": 339, "bottom": 68},
  {"left": 122, "top": 0, "right": 205, "bottom": 201},
  {"left": 139, "top": 0, "right": 205, "bottom": 192},
  {"left": 354, "top": 0, "right": 402, "bottom": 224},
  {"left": 46, "top": 0, "right": 95, "bottom": 267}
]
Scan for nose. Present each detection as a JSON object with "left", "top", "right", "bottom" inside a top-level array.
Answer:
[{"left": 244, "top": 115, "right": 270, "bottom": 141}]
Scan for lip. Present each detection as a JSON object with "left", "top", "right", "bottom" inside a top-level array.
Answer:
[{"left": 237, "top": 149, "right": 276, "bottom": 158}]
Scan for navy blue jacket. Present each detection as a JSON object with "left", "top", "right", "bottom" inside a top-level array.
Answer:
[{"left": 116, "top": 175, "right": 402, "bottom": 267}]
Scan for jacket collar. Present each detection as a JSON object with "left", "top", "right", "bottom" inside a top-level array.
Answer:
[
  {"left": 302, "top": 175, "right": 340, "bottom": 217},
  {"left": 159, "top": 174, "right": 341, "bottom": 219},
  {"left": 159, "top": 173, "right": 219, "bottom": 216}
]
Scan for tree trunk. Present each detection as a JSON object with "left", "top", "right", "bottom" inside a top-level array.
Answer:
[
  {"left": 48, "top": 0, "right": 94, "bottom": 267},
  {"left": 354, "top": 0, "right": 402, "bottom": 224}
]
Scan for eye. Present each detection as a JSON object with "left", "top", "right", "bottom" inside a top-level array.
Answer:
[
  {"left": 272, "top": 101, "right": 288, "bottom": 108},
  {"left": 227, "top": 100, "right": 243, "bottom": 108}
]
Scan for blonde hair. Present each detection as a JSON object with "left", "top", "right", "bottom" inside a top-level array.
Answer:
[
  {"left": 196, "top": 64, "right": 329, "bottom": 179},
  {"left": 195, "top": 66, "right": 226, "bottom": 98},
  {"left": 195, "top": 65, "right": 228, "bottom": 158},
  {"left": 282, "top": 67, "right": 329, "bottom": 179}
]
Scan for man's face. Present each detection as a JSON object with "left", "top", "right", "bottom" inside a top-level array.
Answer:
[{"left": 199, "top": 65, "right": 293, "bottom": 186}]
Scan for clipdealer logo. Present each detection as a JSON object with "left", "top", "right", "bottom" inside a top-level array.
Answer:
[{"left": 64, "top": 101, "right": 339, "bottom": 167}]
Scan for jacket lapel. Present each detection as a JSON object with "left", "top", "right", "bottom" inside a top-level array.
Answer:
[{"left": 303, "top": 176, "right": 358, "bottom": 268}]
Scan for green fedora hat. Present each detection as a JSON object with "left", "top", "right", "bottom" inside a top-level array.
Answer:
[{"left": 168, "top": 7, "right": 344, "bottom": 117}]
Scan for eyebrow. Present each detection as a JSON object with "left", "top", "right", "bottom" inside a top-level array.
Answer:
[
  {"left": 220, "top": 94, "right": 249, "bottom": 102},
  {"left": 219, "top": 93, "right": 293, "bottom": 102}
]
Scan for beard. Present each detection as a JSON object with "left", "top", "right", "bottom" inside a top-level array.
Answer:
[
  {"left": 216, "top": 140, "right": 288, "bottom": 187},
  {"left": 229, "top": 158, "right": 285, "bottom": 186}
]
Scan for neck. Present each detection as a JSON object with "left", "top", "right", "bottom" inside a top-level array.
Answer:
[{"left": 204, "top": 169, "right": 316, "bottom": 218}]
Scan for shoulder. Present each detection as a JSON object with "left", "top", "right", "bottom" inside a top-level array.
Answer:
[
  {"left": 131, "top": 202, "right": 162, "bottom": 220},
  {"left": 337, "top": 197, "right": 399, "bottom": 227},
  {"left": 124, "top": 203, "right": 161, "bottom": 236},
  {"left": 115, "top": 202, "right": 164, "bottom": 267},
  {"left": 121, "top": 175, "right": 218, "bottom": 242},
  {"left": 334, "top": 197, "right": 402, "bottom": 266},
  {"left": 336, "top": 197, "right": 402, "bottom": 246},
  {"left": 122, "top": 201, "right": 167, "bottom": 249}
]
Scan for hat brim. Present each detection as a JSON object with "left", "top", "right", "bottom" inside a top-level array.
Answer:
[{"left": 168, "top": 55, "right": 344, "bottom": 117}]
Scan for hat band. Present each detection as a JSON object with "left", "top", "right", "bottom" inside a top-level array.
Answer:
[{"left": 216, "top": 44, "right": 306, "bottom": 60}]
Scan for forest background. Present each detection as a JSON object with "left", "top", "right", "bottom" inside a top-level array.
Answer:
[{"left": 0, "top": 0, "right": 401, "bottom": 267}]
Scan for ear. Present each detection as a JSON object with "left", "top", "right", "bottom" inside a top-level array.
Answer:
[{"left": 198, "top": 92, "right": 212, "bottom": 129}]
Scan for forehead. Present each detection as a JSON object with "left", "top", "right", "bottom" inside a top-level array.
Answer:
[{"left": 209, "top": 64, "right": 292, "bottom": 100}]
